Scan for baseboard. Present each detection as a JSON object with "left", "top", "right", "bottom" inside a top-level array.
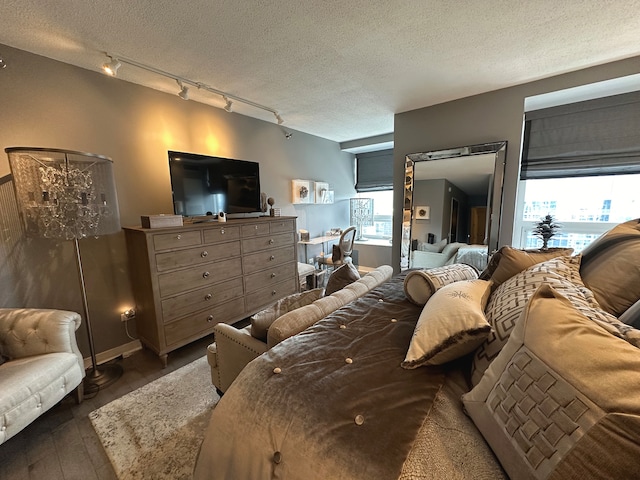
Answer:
[{"left": 84, "top": 340, "right": 143, "bottom": 369}]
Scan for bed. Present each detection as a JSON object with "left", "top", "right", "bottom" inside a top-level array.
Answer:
[{"left": 193, "top": 273, "right": 504, "bottom": 479}]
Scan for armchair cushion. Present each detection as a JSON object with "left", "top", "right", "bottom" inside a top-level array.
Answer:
[{"left": 250, "top": 288, "right": 324, "bottom": 341}]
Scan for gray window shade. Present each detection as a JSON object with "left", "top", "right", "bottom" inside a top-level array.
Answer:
[
  {"left": 355, "top": 149, "right": 393, "bottom": 192},
  {"left": 521, "top": 91, "right": 640, "bottom": 180}
]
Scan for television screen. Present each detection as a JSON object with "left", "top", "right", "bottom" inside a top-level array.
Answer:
[{"left": 168, "top": 151, "right": 262, "bottom": 218}]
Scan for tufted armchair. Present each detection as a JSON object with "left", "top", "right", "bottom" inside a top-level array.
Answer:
[{"left": 0, "top": 308, "right": 85, "bottom": 445}]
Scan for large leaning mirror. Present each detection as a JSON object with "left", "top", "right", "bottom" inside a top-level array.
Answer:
[{"left": 402, "top": 141, "right": 507, "bottom": 271}]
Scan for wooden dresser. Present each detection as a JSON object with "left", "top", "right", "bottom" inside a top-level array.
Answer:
[{"left": 123, "top": 216, "right": 298, "bottom": 366}]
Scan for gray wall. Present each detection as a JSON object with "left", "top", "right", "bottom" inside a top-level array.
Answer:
[
  {"left": 0, "top": 44, "right": 355, "bottom": 359},
  {"left": 393, "top": 55, "right": 640, "bottom": 272}
]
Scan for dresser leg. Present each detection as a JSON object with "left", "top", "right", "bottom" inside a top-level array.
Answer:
[{"left": 160, "top": 354, "right": 168, "bottom": 368}]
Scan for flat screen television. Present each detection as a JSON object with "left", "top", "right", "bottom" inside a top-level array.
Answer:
[{"left": 168, "top": 151, "right": 263, "bottom": 219}]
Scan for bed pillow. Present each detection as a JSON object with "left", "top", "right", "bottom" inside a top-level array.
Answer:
[
  {"left": 463, "top": 285, "right": 640, "bottom": 480},
  {"left": 402, "top": 279, "right": 492, "bottom": 368},
  {"left": 620, "top": 299, "right": 640, "bottom": 328},
  {"left": 470, "top": 255, "right": 599, "bottom": 386},
  {"left": 580, "top": 218, "right": 640, "bottom": 317},
  {"left": 325, "top": 262, "right": 360, "bottom": 296},
  {"left": 251, "top": 288, "right": 324, "bottom": 341},
  {"left": 403, "top": 263, "right": 478, "bottom": 306},
  {"left": 479, "top": 246, "right": 574, "bottom": 287}
]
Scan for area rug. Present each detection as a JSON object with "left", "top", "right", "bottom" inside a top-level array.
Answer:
[{"left": 89, "top": 356, "right": 219, "bottom": 480}]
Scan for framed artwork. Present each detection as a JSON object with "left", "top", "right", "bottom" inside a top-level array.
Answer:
[
  {"left": 292, "top": 179, "right": 312, "bottom": 204},
  {"left": 314, "top": 182, "right": 333, "bottom": 204}
]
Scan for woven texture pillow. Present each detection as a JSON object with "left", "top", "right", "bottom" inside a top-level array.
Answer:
[
  {"left": 580, "top": 218, "right": 640, "bottom": 317},
  {"left": 463, "top": 285, "right": 640, "bottom": 480},
  {"left": 403, "top": 263, "right": 478, "bottom": 306},
  {"left": 250, "top": 288, "right": 324, "bottom": 341},
  {"left": 471, "top": 255, "right": 599, "bottom": 386},
  {"left": 325, "top": 262, "right": 360, "bottom": 296},
  {"left": 402, "top": 279, "right": 492, "bottom": 368}
]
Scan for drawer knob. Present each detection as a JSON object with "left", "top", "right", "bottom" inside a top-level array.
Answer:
[
  {"left": 269, "top": 239, "right": 274, "bottom": 245},
  {"left": 271, "top": 290, "right": 277, "bottom": 296},
  {"left": 205, "top": 293, "right": 212, "bottom": 300},
  {"left": 255, "top": 225, "right": 259, "bottom": 230},
  {"left": 201, "top": 251, "right": 208, "bottom": 258},
  {"left": 270, "top": 255, "right": 275, "bottom": 261},
  {"left": 270, "top": 272, "right": 276, "bottom": 278},
  {"left": 220, "top": 228, "right": 225, "bottom": 234},
  {"left": 207, "top": 315, "right": 214, "bottom": 322},
  {"left": 203, "top": 271, "right": 210, "bottom": 278},
  {"left": 176, "top": 234, "right": 182, "bottom": 240}
]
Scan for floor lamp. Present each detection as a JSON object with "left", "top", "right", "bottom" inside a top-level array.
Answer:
[
  {"left": 6, "top": 147, "right": 123, "bottom": 394},
  {"left": 350, "top": 198, "right": 374, "bottom": 241}
]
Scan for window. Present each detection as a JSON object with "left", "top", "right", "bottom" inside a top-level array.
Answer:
[
  {"left": 353, "top": 149, "right": 394, "bottom": 243},
  {"left": 515, "top": 90, "right": 640, "bottom": 253},
  {"left": 514, "top": 175, "right": 640, "bottom": 253}
]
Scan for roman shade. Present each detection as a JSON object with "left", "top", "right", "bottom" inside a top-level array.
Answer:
[
  {"left": 521, "top": 90, "right": 640, "bottom": 180},
  {"left": 355, "top": 149, "right": 393, "bottom": 192}
]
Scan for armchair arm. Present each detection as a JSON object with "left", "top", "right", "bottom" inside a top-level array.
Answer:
[
  {"left": 0, "top": 309, "right": 83, "bottom": 368},
  {"left": 212, "top": 323, "right": 268, "bottom": 393}
]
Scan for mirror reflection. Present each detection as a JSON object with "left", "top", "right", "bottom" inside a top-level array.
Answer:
[{"left": 402, "top": 142, "right": 507, "bottom": 271}]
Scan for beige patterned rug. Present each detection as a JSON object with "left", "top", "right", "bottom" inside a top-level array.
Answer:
[{"left": 89, "top": 356, "right": 219, "bottom": 480}]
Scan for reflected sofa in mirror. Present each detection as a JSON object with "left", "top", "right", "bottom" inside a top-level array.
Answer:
[{"left": 402, "top": 141, "right": 507, "bottom": 271}]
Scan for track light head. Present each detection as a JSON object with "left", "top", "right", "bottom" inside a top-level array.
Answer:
[
  {"left": 0, "top": 55, "right": 6, "bottom": 69},
  {"left": 285, "top": 131, "right": 293, "bottom": 140},
  {"left": 274, "top": 112, "right": 284, "bottom": 125},
  {"left": 102, "top": 56, "right": 121, "bottom": 76},
  {"left": 177, "top": 80, "right": 189, "bottom": 100},
  {"left": 223, "top": 96, "right": 233, "bottom": 112}
]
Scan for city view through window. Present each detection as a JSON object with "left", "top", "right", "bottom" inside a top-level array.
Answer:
[{"left": 515, "top": 174, "right": 640, "bottom": 252}]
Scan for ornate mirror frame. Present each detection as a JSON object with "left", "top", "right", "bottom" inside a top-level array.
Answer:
[{"left": 402, "top": 141, "right": 507, "bottom": 269}]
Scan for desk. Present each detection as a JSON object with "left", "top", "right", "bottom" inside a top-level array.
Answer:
[{"left": 298, "top": 234, "right": 340, "bottom": 264}]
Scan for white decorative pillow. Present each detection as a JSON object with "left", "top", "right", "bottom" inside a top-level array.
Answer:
[
  {"left": 471, "top": 255, "right": 599, "bottom": 386},
  {"left": 403, "top": 263, "right": 478, "bottom": 306},
  {"left": 402, "top": 279, "right": 492, "bottom": 368}
]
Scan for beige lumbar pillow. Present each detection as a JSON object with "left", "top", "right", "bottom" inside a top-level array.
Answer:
[
  {"left": 402, "top": 279, "right": 492, "bottom": 368},
  {"left": 403, "top": 263, "right": 478, "bottom": 306},
  {"left": 463, "top": 284, "right": 640, "bottom": 480}
]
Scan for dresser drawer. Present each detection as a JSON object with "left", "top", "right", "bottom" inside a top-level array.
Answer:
[
  {"left": 243, "top": 246, "right": 295, "bottom": 275},
  {"left": 161, "top": 277, "right": 244, "bottom": 322},
  {"left": 270, "top": 219, "right": 295, "bottom": 234},
  {"left": 242, "top": 232, "right": 295, "bottom": 254},
  {"left": 241, "top": 223, "right": 270, "bottom": 237},
  {"left": 203, "top": 225, "right": 240, "bottom": 244},
  {"left": 245, "top": 262, "right": 296, "bottom": 293},
  {"left": 152, "top": 230, "right": 201, "bottom": 251},
  {"left": 245, "top": 277, "right": 298, "bottom": 313},
  {"left": 155, "top": 240, "right": 240, "bottom": 272},
  {"left": 164, "top": 297, "right": 245, "bottom": 346},
  {"left": 158, "top": 257, "right": 242, "bottom": 297}
]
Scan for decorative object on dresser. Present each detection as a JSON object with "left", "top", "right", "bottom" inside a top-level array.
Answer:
[
  {"left": 6, "top": 147, "right": 123, "bottom": 394},
  {"left": 350, "top": 197, "right": 374, "bottom": 241},
  {"left": 267, "top": 196, "right": 276, "bottom": 216},
  {"left": 123, "top": 216, "right": 298, "bottom": 367},
  {"left": 141, "top": 214, "right": 183, "bottom": 229}
]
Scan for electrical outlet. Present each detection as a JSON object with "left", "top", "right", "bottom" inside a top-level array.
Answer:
[{"left": 121, "top": 309, "right": 136, "bottom": 322}]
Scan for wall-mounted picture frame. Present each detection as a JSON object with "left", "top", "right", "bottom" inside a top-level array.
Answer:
[
  {"left": 292, "top": 179, "right": 312, "bottom": 204},
  {"left": 415, "top": 205, "right": 430, "bottom": 220},
  {"left": 314, "top": 182, "right": 333, "bottom": 204}
]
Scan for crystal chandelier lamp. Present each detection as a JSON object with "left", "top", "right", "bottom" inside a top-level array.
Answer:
[{"left": 6, "top": 147, "right": 122, "bottom": 394}]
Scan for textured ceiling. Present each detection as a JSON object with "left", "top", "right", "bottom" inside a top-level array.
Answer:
[{"left": 1, "top": 0, "right": 640, "bottom": 143}]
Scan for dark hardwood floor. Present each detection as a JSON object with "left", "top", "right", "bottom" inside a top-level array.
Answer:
[{"left": 0, "top": 334, "right": 216, "bottom": 480}]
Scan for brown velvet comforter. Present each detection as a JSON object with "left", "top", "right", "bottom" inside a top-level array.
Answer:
[{"left": 194, "top": 274, "right": 504, "bottom": 480}]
